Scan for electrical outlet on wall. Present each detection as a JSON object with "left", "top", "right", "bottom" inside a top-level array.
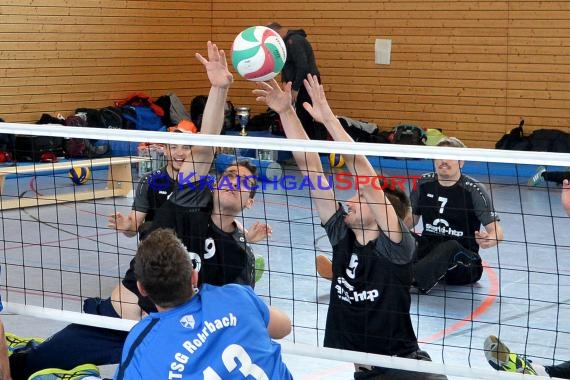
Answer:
[{"left": 375, "top": 39, "right": 391, "bottom": 65}]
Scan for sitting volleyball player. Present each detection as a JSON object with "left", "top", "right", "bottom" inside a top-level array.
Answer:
[
  {"left": 115, "top": 228, "right": 293, "bottom": 379},
  {"left": 7, "top": 41, "right": 265, "bottom": 380},
  {"left": 24, "top": 230, "right": 293, "bottom": 380},
  {"left": 124, "top": 159, "right": 268, "bottom": 316},
  {"left": 253, "top": 74, "right": 446, "bottom": 379},
  {"left": 315, "top": 185, "right": 415, "bottom": 281},
  {"left": 410, "top": 137, "right": 504, "bottom": 294}
]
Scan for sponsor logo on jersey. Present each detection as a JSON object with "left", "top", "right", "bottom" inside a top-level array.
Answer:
[{"left": 425, "top": 218, "right": 464, "bottom": 237}]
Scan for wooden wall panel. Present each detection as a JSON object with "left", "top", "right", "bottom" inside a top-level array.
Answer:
[
  {"left": 0, "top": 0, "right": 213, "bottom": 122},
  {"left": 1, "top": 0, "right": 570, "bottom": 149}
]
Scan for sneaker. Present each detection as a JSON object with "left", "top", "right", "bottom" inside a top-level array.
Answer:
[
  {"left": 484, "top": 335, "right": 537, "bottom": 375},
  {"left": 527, "top": 166, "right": 546, "bottom": 187},
  {"left": 5, "top": 332, "right": 45, "bottom": 356},
  {"left": 28, "top": 363, "right": 100, "bottom": 380},
  {"left": 254, "top": 254, "right": 265, "bottom": 283},
  {"left": 316, "top": 255, "right": 333, "bottom": 280}
]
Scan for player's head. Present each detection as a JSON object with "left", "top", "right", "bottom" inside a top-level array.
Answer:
[
  {"left": 135, "top": 228, "right": 197, "bottom": 309},
  {"left": 214, "top": 160, "right": 258, "bottom": 214},
  {"left": 164, "top": 123, "right": 198, "bottom": 171},
  {"left": 344, "top": 178, "right": 412, "bottom": 230},
  {"left": 434, "top": 137, "right": 466, "bottom": 183},
  {"left": 266, "top": 22, "right": 287, "bottom": 39},
  {"left": 164, "top": 144, "right": 192, "bottom": 172}
]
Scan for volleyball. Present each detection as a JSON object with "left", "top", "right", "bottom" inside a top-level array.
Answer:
[
  {"left": 329, "top": 153, "right": 345, "bottom": 168},
  {"left": 68, "top": 167, "right": 91, "bottom": 185},
  {"left": 231, "top": 26, "right": 287, "bottom": 82}
]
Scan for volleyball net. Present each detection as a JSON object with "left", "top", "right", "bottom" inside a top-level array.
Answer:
[{"left": 0, "top": 121, "right": 568, "bottom": 379}]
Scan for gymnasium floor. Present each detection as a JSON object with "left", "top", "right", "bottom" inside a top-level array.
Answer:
[{"left": 0, "top": 160, "right": 569, "bottom": 379}]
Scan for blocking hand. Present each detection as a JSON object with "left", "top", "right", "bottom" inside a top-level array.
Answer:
[
  {"left": 195, "top": 41, "right": 233, "bottom": 89},
  {"left": 253, "top": 79, "right": 293, "bottom": 114}
]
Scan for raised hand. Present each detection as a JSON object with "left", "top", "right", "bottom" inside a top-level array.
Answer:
[
  {"left": 253, "top": 79, "right": 293, "bottom": 114},
  {"left": 302, "top": 74, "right": 335, "bottom": 123},
  {"left": 246, "top": 222, "right": 273, "bottom": 243},
  {"left": 195, "top": 41, "right": 233, "bottom": 89}
]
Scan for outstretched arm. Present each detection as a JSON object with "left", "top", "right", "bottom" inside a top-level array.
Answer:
[
  {"left": 563, "top": 179, "right": 570, "bottom": 216},
  {"left": 253, "top": 80, "right": 338, "bottom": 224},
  {"left": 302, "top": 75, "right": 402, "bottom": 242},
  {"left": 180, "top": 41, "right": 233, "bottom": 178}
]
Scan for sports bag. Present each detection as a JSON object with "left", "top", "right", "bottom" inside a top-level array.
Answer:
[
  {"left": 391, "top": 124, "right": 427, "bottom": 145},
  {"left": 121, "top": 106, "right": 165, "bottom": 132}
]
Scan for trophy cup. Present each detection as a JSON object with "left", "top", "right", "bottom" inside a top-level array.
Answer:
[{"left": 236, "top": 106, "right": 250, "bottom": 136}]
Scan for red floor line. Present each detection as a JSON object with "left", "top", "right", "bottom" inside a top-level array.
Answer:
[{"left": 419, "top": 260, "right": 499, "bottom": 344}]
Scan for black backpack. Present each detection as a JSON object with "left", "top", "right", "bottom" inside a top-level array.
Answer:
[
  {"left": 190, "top": 95, "right": 208, "bottom": 130},
  {"left": 14, "top": 135, "right": 65, "bottom": 162},
  {"left": 100, "top": 107, "right": 124, "bottom": 129},
  {"left": 64, "top": 115, "right": 109, "bottom": 158},
  {"left": 0, "top": 117, "right": 15, "bottom": 153},
  {"left": 495, "top": 120, "right": 531, "bottom": 151},
  {"left": 13, "top": 114, "right": 65, "bottom": 161},
  {"left": 391, "top": 124, "right": 427, "bottom": 145},
  {"left": 528, "top": 129, "right": 570, "bottom": 153}
]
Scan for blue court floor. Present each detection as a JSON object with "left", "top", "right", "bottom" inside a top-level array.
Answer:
[{"left": 0, "top": 160, "right": 569, "bottom": 379}]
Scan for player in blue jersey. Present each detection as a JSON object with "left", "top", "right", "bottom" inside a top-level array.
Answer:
[
  {"left": 115, "top": 228, "right": 292, "bottom": 380},
  {"left": 254, "top": 75, "right": 446, "bottom": 379}
]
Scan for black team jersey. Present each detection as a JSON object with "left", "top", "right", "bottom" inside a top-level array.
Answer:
[
  {"left": 132, "top": 166, "right": 176, "bottom": 238},
  {"left": 323, "top": 206, "right": 420, "bottom": 357},
  {"left": 124, "top": 178, "right": 255, "bottom": 313},
  {"left": 410, "top": 173, "right": 499, "bottom": 258}
]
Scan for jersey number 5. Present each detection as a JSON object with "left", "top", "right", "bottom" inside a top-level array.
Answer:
[{"left": 203, "top": 344, "right": 269, "bottom": 380}]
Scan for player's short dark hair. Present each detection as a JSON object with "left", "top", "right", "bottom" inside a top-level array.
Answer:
[
  {"left": 384, "top": 187, "right": 411, "bottom": 221},
  {"left": 135, "top": 228, "right": 194, "bottom": 308},
  {"left": 374, "top": 176, "right": 410, "bottom": 220},
  {"left": 266, "top": 22, "right": 283, "bottom": 32}
]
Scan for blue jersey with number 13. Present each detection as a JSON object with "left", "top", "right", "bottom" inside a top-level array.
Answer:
[{"left": 115, "top": 284, "right": 292, "bottom": 380}]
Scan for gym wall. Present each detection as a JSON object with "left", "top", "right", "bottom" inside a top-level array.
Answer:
[{"left": 1, "top": 1, "right": 569, "bottom": 148}]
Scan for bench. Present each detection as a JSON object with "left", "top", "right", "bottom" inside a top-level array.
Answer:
[{"left": 0, "top": 156, "right": 149, "bottom": 210}]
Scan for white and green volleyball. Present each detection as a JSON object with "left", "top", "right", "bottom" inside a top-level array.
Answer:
[{"left": 231, "top": 26, "right": 287, "bottom": 82}]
